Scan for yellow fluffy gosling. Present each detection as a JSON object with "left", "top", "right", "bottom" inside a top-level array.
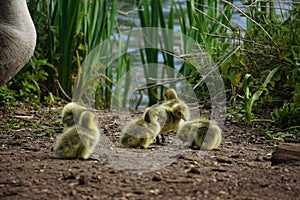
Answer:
[
  {"left": 53, "top": 110, "right": 100, "bottom": 159},
  {"left": 120, "top": 108, "right": 160, "bottom": 149},
  {"left": 178, "top": 118, "right": 222, "bottom": 150},
  {"left": 160, "top": 88, "right": 190, "bottom": 132},
  {"left": 156, "top": 103, "right": 190, "bottom": 144}
]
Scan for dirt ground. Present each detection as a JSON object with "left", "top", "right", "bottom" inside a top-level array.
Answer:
[{"left": 0, "top": 104, "right": 299, "bottom": 200}]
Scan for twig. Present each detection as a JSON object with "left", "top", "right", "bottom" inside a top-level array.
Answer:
[
  {"left": 148, "top": 76, "right": 192, "bottom": 82},
  {"left": 55, "top": 80, "right": 72, "bottom": 101},
  {"left": 135, "top": 76, "right": 192, "bottom": 91},
  {"left": 203, "top": 32, "right": 276, "bottom": 49},
  {"left": 222, "top": 0, "right": 277, "bottom": 47},
  {"left": 193, "top": 45, "right": 241, "bottom": 89}
]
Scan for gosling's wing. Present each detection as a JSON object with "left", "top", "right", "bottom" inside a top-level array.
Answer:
[
  {"left": 133, "top": 118, "right": 149, "bottom": 127},
  {"left": 193, "top": 119, "right": 222, "bottom": 150},
  {"left": 178, "top": 122, "right": 197, "bottom": 143},
  {"left": 78, "top": 110, "right": 98, "bottom": 130},
  {"left": 157, "top": 106, "right": 177, "bottom": 133},
  {"left": 122, "top": 119, "right": 152, "bottom": 136},
  {"left": 162, "top": 99, "right": 179, "bottom": 108},
  {"left": 207, "top": 123, "right": 222, "bottom": 149},
  {"left": 177, "top": 101, "right": 191, "bottom": 121},
  {"left": 119, "top": 129, "right": 145, "bottom": 148},
  {"left": 53, "top": 127, "right": 83, "bottom": 158},
  {"left": 76, "top": 126, "right": 99, "bottom": 158}
]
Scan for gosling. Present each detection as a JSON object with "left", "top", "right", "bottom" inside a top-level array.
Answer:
[
  {"left": 53, "top": 110, "right": 100, "bottom": 159},
  {"left": 178, "top": 118, "right": 222, "bottom": 150},
  {"left": 160, "top": 88, "right": 190, "bottom": 131},
  {"left": 162, "top": 88, "right": 186, "bottom": 108},
  {"left": 120, "top": 107, "right": 160, "bottom": 149},
  {"left": 61, "top": 102, "right": 88, "bottom": 127},
  {"left": 156, "top": 103, "right": 190, "bottom": 144}
]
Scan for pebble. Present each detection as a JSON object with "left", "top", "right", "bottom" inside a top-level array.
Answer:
[
  {"left": 218, "top": 190, "right": 227, "bottom": 195},
  {"left": 188, "top": 167, "right": 201, "bottom": 174},
  {"left": 216, "top": 157, "right": 232, "bottom": 164},
  {"left": 152, "top": 175, "right": 162, "bottom": 182}
]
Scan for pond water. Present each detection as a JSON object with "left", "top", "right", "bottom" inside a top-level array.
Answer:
[{"left": 117, "top": 0, "right": 294, "bottom": 32}]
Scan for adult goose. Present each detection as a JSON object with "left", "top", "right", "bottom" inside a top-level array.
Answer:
[{"left": 0, "top": 0, "right": 36, "bottom": 85}]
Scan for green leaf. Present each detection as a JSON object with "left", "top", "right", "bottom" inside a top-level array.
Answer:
[
  {"left": 220, "top": 62, "right": 230, "bottom": 78},
  {"left": 229, "top": 70, "right": 242, "bottom": 87},
  {"left": 249, "top": 67, "right": 279, "bottom": 111}
]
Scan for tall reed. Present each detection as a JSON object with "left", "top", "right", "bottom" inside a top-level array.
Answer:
[
  {"left": 28, "top": 0, "right": 118, "bottom": 99},
  {"left": 173, "top": 0, "right": 235, "bottom": 101},
  {"left": 57, "top": 1, "right": 81, "bottom": 96}
]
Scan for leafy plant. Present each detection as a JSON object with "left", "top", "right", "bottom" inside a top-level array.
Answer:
[
  {"left": 273, "top": 103, "right": 300, "bottom": 129},
  {"left": 220, "top": 51, "right": 244, "bottom": 105},
  {"left": 261, "top": 129, "right": 299, "bottom": 141},
  {"left": 0, "top": 85, "right": 17, "bottom": 106},
  {"left": 215, "top": 1, "right": 300, "bottom": 120},
  {"left": 242, "top": 2, "right": 300, "bottom": 101},
  {"left": 243, "top": 66, "right": 279, "bottom": 121},
  {"left": 293, "top": 83, "right": 300, "bottom": 105},
  {"left": 2, "top": 59, "right": 56, "bottom": 104}
]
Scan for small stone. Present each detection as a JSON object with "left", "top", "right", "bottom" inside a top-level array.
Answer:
[
  {"left": 216, "top": 157, "right": 232, "bottom": 164},
  {"left": 96, "top": 175, "right": 102, "bottom": 181},
  {"left": 42, "top": 189, "right": 48, "bottom": 193},
  {"left": 78, "top": 175, "right": 87, "bottom": 185},
  {"left": 212, "top": 168, "right": 227, "bottom": 172},
  {"left": 149, "top": 189, "right": 159, "bottom": 195},
  {"left": 188, "top": 167, "right": 200, "bottom": 174},
  {"left": 70, "top": 189, "right": 76, "bottom": 196},
  {"left": 63, "top": 174, "right": 76, "bottom": 180},
  {"left": 152, "top": 175, "right": 162, "bottom": 182},
  {"left": 125, "top": 193, "right": 137, "bottom": 197},
  {"left": 218, "top": 190, "right": 227, "bottom": 195},
  {"left": 231, "top": 154, "right": 240, "bottom": 158},
  {"left": 68, "top": 182, "right": 77, "bottom": 187}
]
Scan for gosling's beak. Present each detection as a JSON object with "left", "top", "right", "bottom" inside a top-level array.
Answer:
[{"left": 181, "top": 115, "right": 187, "bottom": 121}]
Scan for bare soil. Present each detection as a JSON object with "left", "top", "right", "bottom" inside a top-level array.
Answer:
[{"left": 0, "top": 104, "right": 299, "bottom": 200}]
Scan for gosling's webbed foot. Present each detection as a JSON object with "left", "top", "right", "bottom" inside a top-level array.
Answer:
[
  {"left": 155, "top": 134, "right": 166, "bottom": 145},
  {"left": 161, "top": 134, "right": 165, "bottom": 144},
  {"left": 155, "top": 135, "right": 161, "bottom": 145},
  {"left": 81, "top": 157, "right": 99, "bottom": 161}
]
